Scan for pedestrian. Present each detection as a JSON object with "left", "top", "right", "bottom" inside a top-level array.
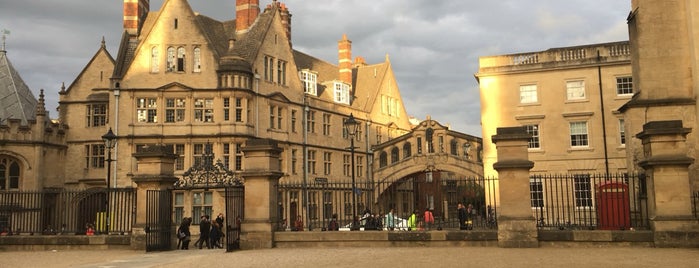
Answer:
[
  {"left": 385, "top": 208, "right": 395, "bottom": 231},
  {"left": 197, "top": 215, "right": 212, "bottom": 249},
  {"left": 423, "top": 208, "right": 434, "bottom": 231},
  {"left": 327, "top": 214, "right": 339, "bottom": 231},
  {"left": 293, "top": 215, "right": 304, "bottom": 231},
  {"left": 407, "top": 210, "right": 418, "bottom": 231},
  {"left": 458, "top": 202, "right": 468, "bottom": 230},
  {"left": 177, "top": 217, "right": 192, "bottom": 250},
  {"left": 210, "top": 221, "right": 223, "bottom": 249},
  {"left": 466, "top": 204, "right": 474, "bottom": 230}
]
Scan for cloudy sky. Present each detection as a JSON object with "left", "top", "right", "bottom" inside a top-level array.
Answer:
[{"left": 0, "top": 0, "right": 630, "bottom": 137}]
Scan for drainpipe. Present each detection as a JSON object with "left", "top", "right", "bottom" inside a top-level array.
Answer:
[
  {"left": 365, "top": 120, "right": 372, "bottom": 207},
  {"left": 302, "top": 96, "right": 310, "bottom": 230},
  {"left": 113, "top": 83, "right": 121, "bottom": 188},
  {"left": 597, "top": 50, "right": 610, "bottom": 176},
  {"left": 254, "top": 74, "right": 260, "bottom": 136}
]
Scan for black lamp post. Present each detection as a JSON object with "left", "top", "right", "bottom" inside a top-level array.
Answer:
[
  {"left": 343, "top": 113, "right": 360, "bottom": 218},
  {"left": 102, "top": 127, "right": 117, "bottom": 235}
]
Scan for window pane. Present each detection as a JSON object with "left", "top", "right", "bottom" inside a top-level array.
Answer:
[{"left": 519, "top": 84, "right": 537, "bottom": 103}]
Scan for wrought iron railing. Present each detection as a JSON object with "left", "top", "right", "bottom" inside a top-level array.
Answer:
[
  {"left": 531, "top": 173, "right": 649, "bottom": 230},
  {"left": 277, "top": 176, "right": 499, "bottom": 231},
  {"left": 0, "top": 188, "right": 135, "bottom": 235}
]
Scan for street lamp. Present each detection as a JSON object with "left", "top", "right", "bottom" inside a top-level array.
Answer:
[
  {"left": 102, "top": 127, "right": 117, "bottom": 235},
  {"left": 343, "top": 113, "right": 360, "bottom": 218}
]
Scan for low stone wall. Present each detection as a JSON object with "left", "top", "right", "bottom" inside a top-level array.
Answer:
[
  {"left": 275, "top": 230, "right": 498, "bottom": 248},
  {"left": 274, "top": 230, "right": 656, "bottom": 248},
  {"left": 0, "top": 230, "right": 663, "bottom": 251},
  {"left": 0, "top": 235, "right": 131, "bottom": 251}
]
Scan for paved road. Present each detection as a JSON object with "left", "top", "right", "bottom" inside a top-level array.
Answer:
[{"left": 1, "top": 246, "right": 698, "bottom": 268}]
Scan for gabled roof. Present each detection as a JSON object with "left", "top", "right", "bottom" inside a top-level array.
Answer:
[
  {"left": 352, "top": 61, "right": 390, "bottom": 112},
  {"left": 112, "top": 0, "right": 283, "bottom": 80},
  {"left": 0, "top": 49, "right": 37, "bottom": 125}
]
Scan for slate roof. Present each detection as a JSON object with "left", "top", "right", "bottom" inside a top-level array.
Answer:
[{"left": 0, "top": 48, "right": 37, "bottom": 125}]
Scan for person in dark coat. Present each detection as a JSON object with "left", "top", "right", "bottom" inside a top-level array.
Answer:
[
  {"left": 210, "top": 221, "right": 223, "bottom": 249},
  {"left": 177, "top": 217, "right": 192, "bottom": 250},
  {"left": 458, "top": 202, "right": 468, "bottom": 230},
  {"left": 198, "top": 215, "right": 212, "bottom": 249}
]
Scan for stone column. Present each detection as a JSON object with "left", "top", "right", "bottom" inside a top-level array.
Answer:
[
  {"left": 491, "top": 126, "right": 537, "bottom": 248},
  {"left": 129, "top": 145, "right": 179, "bottom": 250},
  {"left": 636, "top": 120, "right": 699, "bottom": 247},
  {"left": 240, "top": 139, "right": 284, "bottom": 249}
]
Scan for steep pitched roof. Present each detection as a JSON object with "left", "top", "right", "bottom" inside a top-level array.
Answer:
[{"left": 0, "top": 48, "right": 37, "bottom": 125}]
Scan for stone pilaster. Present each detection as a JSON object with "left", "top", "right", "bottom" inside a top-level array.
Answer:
[
  {"left": 636, "top": 120, "right": 699, "bottom": 247},
  {"left": 491, "top": 126, "right": 537, "bottom": 248},
  {"left": 240, "top": 139, "right": 284, "bottom": 249},
  {"left": 129, "top": 145, "right": 179, "bottom": 250}
]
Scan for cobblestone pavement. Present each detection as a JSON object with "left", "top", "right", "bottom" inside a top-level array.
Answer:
[{"left": 1, "top": 246, "right": 698, "bottom": 268}]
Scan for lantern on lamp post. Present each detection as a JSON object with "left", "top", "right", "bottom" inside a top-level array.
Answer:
[
  {"left": 102, "top": 127, "right": 117, "bottom": 234},
  {"left": 343, "top": 113, "right": 361, "bottom": 218}
]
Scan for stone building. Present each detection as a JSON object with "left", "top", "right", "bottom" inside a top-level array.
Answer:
[
  {"left": 476, "top": 42, "right": 633, "bottom": 177},
  {"left": 477, "top": 0, "right": 699, "bottom": 193},
  {"left": 1, "top": 0, "right": 481, "bottom": 230}
]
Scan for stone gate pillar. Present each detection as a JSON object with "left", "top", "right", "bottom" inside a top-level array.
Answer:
[
  {"left": 491, "top": 126, "right": 537, "bottom": 248},
  {"left": 240, "top": 139, "right": 284, "bottom": 249},
  {"left": 636, "top": 120, "right": 699, "bottom": 247},
  {"left": 130, "top": 145, "right": 179, "bottom": 250}
]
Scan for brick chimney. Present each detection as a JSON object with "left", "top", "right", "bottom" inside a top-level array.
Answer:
[
  {"left": 338, "top": 34, "right": 352, "bottom": 84},
  {"left": 236, "top": 0, "right": 260, "bottom": 33},
  {"left": 123, "top": 0, "right": 150, "bottom": 36}
]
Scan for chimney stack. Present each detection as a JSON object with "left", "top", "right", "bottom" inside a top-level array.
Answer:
[
  {"left": 123, "top": 0, "right": 150, "bottom": 35},
  {"left": 338, "top": 34, "right": 352, "bottom": 84},
  {"left": 236, "top": 0, "right": 260, "bottom": 33}
]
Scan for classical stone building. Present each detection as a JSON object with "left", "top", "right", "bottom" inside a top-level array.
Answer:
[{"left": 476, "top": 42, "right": 633, "bottom": 177}]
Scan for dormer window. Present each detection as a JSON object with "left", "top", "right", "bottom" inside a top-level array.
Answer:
[
  {"left": 300, "top": 70, "right": 317, "bottom": 96},
  {"left": 333, "top": 81, "right": 350, "bottom": 105}
]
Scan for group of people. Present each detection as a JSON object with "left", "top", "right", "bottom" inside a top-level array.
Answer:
[
  {"left": 324, "top": 207, "right": 436, "bottom": 231},
  {"left": 177, "top": 213, "right": 226, "bottom": 250}
]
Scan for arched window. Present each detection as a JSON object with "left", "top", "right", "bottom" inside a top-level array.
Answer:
[
  {"left": 166, "top": 47, "right": 176, "bottom": 72},
  {"left": 0, "top": 156, "right": 21, "bottom": 190},
  {"left": 379, "top": 152, "right": 388, "bottom": 168},
  {"left": 450, "top": 140, "right": 459, "bottom": 156},
  {"left": 193, "top": 47, "right": 201, "bottom": 73},
  {"left": 390, "top": 147, "right": 399, "bottom": 164},
  {"left": 402, "top": 142, "right": 411, "bottom": 159},
  {"left": 463, "top": 143, "right": 471, "bottom": 159},
  {"left": 177, "top": 47, "right": 186, "bottom": 72},
  {"left": 151, "top": 47, "right": 159, "bottom": 73}
]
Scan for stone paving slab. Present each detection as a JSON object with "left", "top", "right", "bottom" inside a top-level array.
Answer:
[{"left": 1, "top": 246, "right": 698, "bottom": 268}]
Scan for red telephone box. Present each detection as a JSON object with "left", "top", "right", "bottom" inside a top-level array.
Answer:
[{"left": 595, "top": 182, "right": 631, "bottom": 230}]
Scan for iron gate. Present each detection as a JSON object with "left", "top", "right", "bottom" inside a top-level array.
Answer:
[
  {"left": 145, "top": 189, "right": 173, "bottom": 252},
  {"left": 225, "top": 186, "right": 244, "bottom": 251}
]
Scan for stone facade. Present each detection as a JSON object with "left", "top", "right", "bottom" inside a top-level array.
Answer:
[{"left": 477, "top": 42, "right": 633, "bottom": 177}]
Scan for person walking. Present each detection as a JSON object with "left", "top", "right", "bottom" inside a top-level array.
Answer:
[
  {"left": 423, "top": 208, "right": 434, "bottom": 231},
  {"left": 458, "top": 203, "right": 468, "bottom": 230},
  {"left": 210, "top": 221, "right": 223, "bottom": 249},
  {"left": 177, "top": 217, "right": 192, "bottom": 250},
  {"left": 407, "top": 210, "right": 418, "bottom": 231},
  {"left": 385, "top": 208, "right": 395, "bottom": 231},
  {"left": 198, "top": 215, "right": 212, "bottom": 249}
]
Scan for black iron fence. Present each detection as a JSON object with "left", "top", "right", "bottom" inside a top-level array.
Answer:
[
  {"left": 277, "top": 176, "right": 499, "bottom": 231},
  {"left": 531, "top": 173, "right": 649, "bottom": 230},
  {"left": 278, "top": 173, "right": 650, "bottom": 231},
  {"left": 0, "top": 188, "right": 135, "bottom": 235}
]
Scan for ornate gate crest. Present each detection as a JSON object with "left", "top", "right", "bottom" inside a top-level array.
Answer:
[{"left": 173, "top": 143, "right": 243, "bottom": 190}]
